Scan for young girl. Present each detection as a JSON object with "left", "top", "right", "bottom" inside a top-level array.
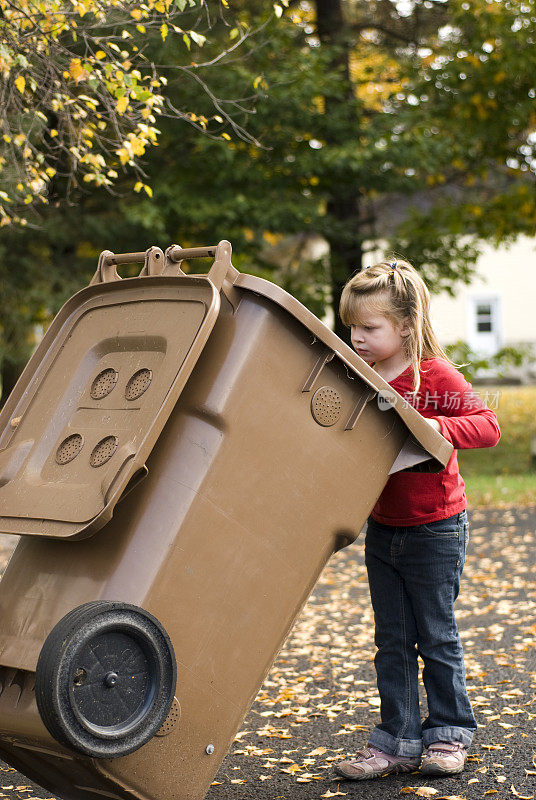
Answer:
[{"left": 334, "top": 259, "right": 500, "bottom": 781}]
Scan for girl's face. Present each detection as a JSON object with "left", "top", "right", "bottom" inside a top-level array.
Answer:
[{"left": 350, "top": 308, "right": 409, "bottom": 365}]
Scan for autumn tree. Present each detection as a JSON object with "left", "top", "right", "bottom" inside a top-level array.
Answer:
[
  {"left": 0, "top": 0, "right": 267, "bottom": 398},
  {"left": 114, "top": 0, "right": 536, "bottom": 338},
  {"left": 0, "top": 0, "right": 260, "bottom": 225},
  {"left": 2, "top": 0, "right": 536, "bottom": 397}
]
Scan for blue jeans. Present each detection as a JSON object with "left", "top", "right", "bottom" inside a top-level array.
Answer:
[{"left": 365, "top": 510, "right": 476, "bottom": 757}]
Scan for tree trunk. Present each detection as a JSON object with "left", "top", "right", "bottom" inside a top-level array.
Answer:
[
  {"left": 315, "top": 0, "right": 363, "bottom": 343},
  {"left": 0, "top": 357, "right": 26, "bottom": 407}
]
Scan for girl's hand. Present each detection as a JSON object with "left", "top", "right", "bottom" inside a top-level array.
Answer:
[{"left": 426, "top": 418, "right": 442, "bottom": 433}]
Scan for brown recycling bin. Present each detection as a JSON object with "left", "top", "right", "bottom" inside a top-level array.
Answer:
[{"left": 0, "top": 241, "right": 452, "bottom": 800}]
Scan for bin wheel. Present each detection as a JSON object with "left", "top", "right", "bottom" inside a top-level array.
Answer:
[{"left": 35, "top": 601, "right": 176, "bottom": 758}]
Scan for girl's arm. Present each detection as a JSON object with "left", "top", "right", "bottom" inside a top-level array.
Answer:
[{"left": 426, "top": 360, "right": 501, "bottom": 450}]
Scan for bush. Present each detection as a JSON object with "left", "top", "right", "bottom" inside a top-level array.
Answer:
[{"left": 445, "top": 340, "right": 535, "bottom": 382}]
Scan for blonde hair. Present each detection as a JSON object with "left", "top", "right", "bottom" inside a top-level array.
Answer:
[{"left": 339, "top": 258, "right": 455, "bottom": 395}]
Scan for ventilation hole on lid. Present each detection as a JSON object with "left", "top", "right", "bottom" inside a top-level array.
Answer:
[
  {"left": 90, "top": 368, "right": 118, "bottom": 399},
  {"left": 56, "top": 434, "right": 84, "bottom": 465},
  {"left": 90, "top": 436, "right": 118, "bottom": 468},
  {"left": 125, "top": 368, "right": 152, "bottom": 401}
]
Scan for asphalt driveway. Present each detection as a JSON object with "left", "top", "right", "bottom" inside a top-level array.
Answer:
[{"left": 1, "top": 505, "right": 535, "bottom": 800}]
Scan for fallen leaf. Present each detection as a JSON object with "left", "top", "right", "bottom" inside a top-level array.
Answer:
[
  {"left": 233, "top": 730, "right": 251, "bottom": 740},
  {"left": 511, "top": 786, "right": 534, "bottom": 800},
  {"left": 308, "top": 746, "right": 327, "bottom": 756},
  {"left": 435, "top": 796, "right": 468, "bottom": 800}
]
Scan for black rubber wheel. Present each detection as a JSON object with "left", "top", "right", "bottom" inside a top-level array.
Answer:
[{"left": 35, "top": 601, "right": 176, "bottom": 758}]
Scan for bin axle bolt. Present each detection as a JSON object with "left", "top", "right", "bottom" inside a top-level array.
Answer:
[
  {"left": 104, "top": 671, "right": 119, "bottom": 688},
  {"left": 205, "top": 744, "right": 215, "bottom": 755}
]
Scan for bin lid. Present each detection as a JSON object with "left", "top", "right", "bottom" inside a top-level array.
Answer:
[{"left": 0, "top": 275, "right": 220, "bottom": 539}]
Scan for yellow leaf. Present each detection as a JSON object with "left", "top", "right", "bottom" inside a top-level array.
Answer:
[
  {"left": 273, "top": 4, "right": 282, "bottom": 17},
  {"left": 321, "top": 791, "right": 347, "bottom": 798},
  {"left": 69, "top": 58, "right": 86, "bottom": 83},
  {"left": 160, "top": 23, "right": 168, "bottom": 41},
  {"left": 221, "top": 132, "right": 231, "bottom": 141},
  {"left": 116, "top": 96, "right": 128, "bottom": 114},
  {"left": 415, "top": 789, "right": 438, "bottom": 797},
  {"left": 511, "top": 785, "right": 534, "bottom": 799},
  {"left": 95, "top": 50, "right": 106, "bottom": 60},
  {"left": 233, "top": 730, "right": 250, "bottom": 740},
  {"left": 307, "top": 746, "right": 327, "bottom": 756},
  {"left": 14, "top": 76, "right": 25, "bottom": 94}
]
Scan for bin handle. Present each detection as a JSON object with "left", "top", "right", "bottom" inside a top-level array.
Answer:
[
  {"left": 166, "top": 240, "right": 236, "bottom": 291},
  {"left": 90, "top": 247, "right": 165, "bottom": 285},
  {"left": 90, "top": 240, "right": 236, "bottom": 292}
]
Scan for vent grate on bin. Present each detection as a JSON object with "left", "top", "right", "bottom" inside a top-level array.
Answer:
[
  {"left": 90, "top": 368, "right": 118, "bottom": 399},
  {"left": 90, "top": 436, "right": 118, "bottom": 467},
  {"left": 56, "top": 434, "right": 84, "bottom": 465},
  {"left": 125, "top": 368, "right": 152, "bottom": 401},
  {"left": 311, "top": 386, "right": 342, "bottom": 427},
  {"left": 155, "top": 697, "right": 181, "bottom": 736}
]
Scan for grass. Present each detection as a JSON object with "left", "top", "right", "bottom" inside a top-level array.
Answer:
[{"left": 459, "top": 385, "right": 536, "bottom": 508}]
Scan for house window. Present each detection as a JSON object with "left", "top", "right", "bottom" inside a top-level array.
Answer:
[
  {"left": 476, "top": 303, "right": 493, "bottom": 333},
  {"left": 468, "top": 295, "right": 502, "bottom": 356}
]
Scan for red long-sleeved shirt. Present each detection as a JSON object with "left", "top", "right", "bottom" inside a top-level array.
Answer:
[{"left": 371, "top": 357, "right": 501, "bottom": 526}]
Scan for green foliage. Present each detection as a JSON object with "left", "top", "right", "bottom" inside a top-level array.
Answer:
[
  {"left": 445, "top": 339, "right": 536, "bottom": 382},
  {"left": 3, "top": 0, "right": 536, "bottom": 397}
]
